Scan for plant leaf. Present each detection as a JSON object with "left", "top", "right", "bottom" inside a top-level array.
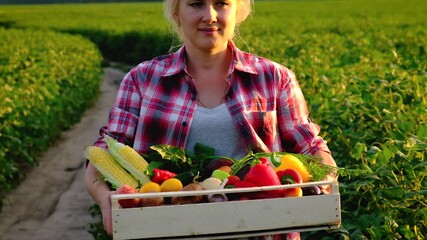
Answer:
[
  {"left": 150, "top": 144, "right": 188, "bottom": 167},
  {"left": 378, "top": 187, "right": 405, "bottom": 200}
]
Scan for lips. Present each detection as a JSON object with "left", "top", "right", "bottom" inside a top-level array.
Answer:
[{"left": 199, "top": 27, "right": 219, "bottom": 32}]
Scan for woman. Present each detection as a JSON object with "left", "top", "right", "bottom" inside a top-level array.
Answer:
[{"left": 85, "top": 0, "right": 337, "bottom": 238}]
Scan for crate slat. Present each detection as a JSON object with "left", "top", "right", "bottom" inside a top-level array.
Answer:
[{"left": 112, "top": 181, "right": 341, "bottom": 239}]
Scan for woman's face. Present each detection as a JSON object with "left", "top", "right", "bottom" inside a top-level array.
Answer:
[{"left": 175, "top": 0, "right": 237, "bottom": 53}]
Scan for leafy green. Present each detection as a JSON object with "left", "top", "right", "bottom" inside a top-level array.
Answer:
[
  {"left": 150, "top": 144, "right": 190, "bottom": 168},
  {"left": 146, "top": 143, "right": 221, "bottom": 182}
]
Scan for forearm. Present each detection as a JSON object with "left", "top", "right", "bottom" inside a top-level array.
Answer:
[{"left": 314, "top": 150, "right": 338, "bottom": 181}]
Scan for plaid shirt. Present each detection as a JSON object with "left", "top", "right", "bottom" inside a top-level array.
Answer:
[{"left": 94, "top": 41, "right": 330, "bottom": 156}]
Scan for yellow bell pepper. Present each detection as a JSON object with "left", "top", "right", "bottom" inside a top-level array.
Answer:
[{"left": 275, "top": 154, "right": 312, "bottom": 182}]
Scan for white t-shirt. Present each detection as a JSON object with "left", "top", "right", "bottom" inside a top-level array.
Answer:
[{"left": 185, "top": 104, "right": 247, "bottom": 159}]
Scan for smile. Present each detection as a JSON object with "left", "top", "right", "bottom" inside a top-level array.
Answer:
[{"left": 199, "top": 27, "right": 219, "bottom": 32}]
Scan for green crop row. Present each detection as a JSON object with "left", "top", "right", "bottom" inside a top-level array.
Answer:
[
  {"left": 248, "top": 2, "right": 427, "bottom": 239},
  {"left": 250, "top": 2, "right": 427, "bottom": 239},
  {"left": 0, "top": 0, "right": 425, "bottom": 239},
  {"left": 0, "top": 28, "right": 103, "bottom": 203},
  {"left": 0, "top": 2, "right": 172, "bottom": 64}
]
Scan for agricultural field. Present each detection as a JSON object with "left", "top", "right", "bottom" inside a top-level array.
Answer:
[
  {"left": 0, "top": 0, "right": 426, "bottom": 239},
  {"left": 0, "top": 27, "right": 103, "bottom": 201}
]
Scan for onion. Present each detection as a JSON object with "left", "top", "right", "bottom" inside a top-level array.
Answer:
[
  {"left": 200, "top": 177, "right": 222, "bottom": 190},
  {"left": 171, "top": 182, "right": 205, "bottom": 205},
  {"left": 207, "top": 194, "right": 228, "bottom": 203}
]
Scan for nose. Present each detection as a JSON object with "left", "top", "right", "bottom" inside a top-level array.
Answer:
[{"left": 202, "top": 5, "right": 217, "bottom": 24}]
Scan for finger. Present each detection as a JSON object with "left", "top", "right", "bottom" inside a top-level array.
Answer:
[{"left": 103, "top": 210, "right": 113, "bottom": 236}]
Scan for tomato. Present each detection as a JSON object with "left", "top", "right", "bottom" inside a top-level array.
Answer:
[
  {"left": 116, "top": 185, "right": 140, "bottom": 208},
  {"left": 160, "top": 178, "right": 183, "bottom": 192},
  {"left": 139, "top": 181, "right": 161, "bottom": 193},
  {"left": 139, "top": 182, "right": 164, "bottom": 207}
]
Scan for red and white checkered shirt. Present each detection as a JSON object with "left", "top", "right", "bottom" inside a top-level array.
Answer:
[{"left": 94, "top": 41, "right": 330, "bottom": 156}]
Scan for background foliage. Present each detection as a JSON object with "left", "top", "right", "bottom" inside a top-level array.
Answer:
[
  {"left": 0, "top": 28, "right": 103, "bottom": 206},
  {"left": 0, "top": 2, "right": 170, "bottom": 64},
  {"left": 0, "top": 0, "right": 425, "bottom": 239}
]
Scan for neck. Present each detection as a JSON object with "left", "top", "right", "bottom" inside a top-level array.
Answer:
[
  {"left": 185, "top": 43, "right": 231, "bottom": 76},
  {"left": 183, "top": 42, "right": 232, "bottom": 109}
]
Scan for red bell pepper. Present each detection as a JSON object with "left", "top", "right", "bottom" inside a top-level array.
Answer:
[
  {"left": 225, "top": 175, "right": 241, "bottom": 187},
  {"left": 276, "top": 169, "right": 303, "bottom": 198},
  {"left": 234, "top": 180, "right": 257, "bottom": 188},
  {"left": 233, "top": 180, "right": 258, "bottom": 200},
  {"left": 276, "top": 169, "right": 303, "bottom": 185},
  {"left": 243, "top": 163, "right": 283, "bottom": 198},
  {"left": 258, "top": 157, "right": 270, "bottom": 165},
  {"left": 151, "top": 168, "right": 177, "bottom": 184}
]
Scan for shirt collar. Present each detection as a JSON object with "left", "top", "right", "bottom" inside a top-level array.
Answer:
[
  {"left": 162, "top": 41, "right": 258, "bottom": 77},
  {"left": 228, "top": 41, "right": 258, "bottom": 75},
  {"left": 162, "top": 46, "right": 187, "bottom": 77}
]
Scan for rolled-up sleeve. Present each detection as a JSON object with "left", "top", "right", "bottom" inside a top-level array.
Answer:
[
  {"left": 277, "top": 68, "right": 330, "bottom": 154},
  {"left": 94, "top": 71, "right": 141, "bottom": 148}
]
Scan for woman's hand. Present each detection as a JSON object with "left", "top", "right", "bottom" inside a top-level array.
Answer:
[
  {"left": 85, "top": 162, "right": 116, "bottom": 236},
  {"left": 319, "top": 174, "right": 337, "bottom": 194},
  {"left": 314, "top": 150, "right": 338, "bottom": 194},
  {"left": 98, "top": 190, "right": 116, "bottom": 236}
]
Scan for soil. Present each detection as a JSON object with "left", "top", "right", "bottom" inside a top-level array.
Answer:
[{"left": 0, "top": 68, "right": 126, "bottom": 240}]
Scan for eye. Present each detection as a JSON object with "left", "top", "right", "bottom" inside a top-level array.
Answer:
[
  {"left": 189, "top": 1, "right": 204, "bottom": 8},
  {"left": 216, "top": 1, "right": 229, "bottom": 7}
]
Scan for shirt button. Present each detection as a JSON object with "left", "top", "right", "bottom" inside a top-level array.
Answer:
[
  {"left": 182, "top": 122, "right": 188, "bottom": 127},
  {"left": 191, "top": 96, "right": 196, "bottom": 101}
]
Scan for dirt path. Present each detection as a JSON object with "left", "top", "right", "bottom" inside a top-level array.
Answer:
[{"left": 0, "top": 68, "right": 126, "bottom": 240}]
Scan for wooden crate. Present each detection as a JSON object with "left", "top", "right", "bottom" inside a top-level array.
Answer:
[{"left": 111, "top": 181, "right": 341, "bottom": 240}]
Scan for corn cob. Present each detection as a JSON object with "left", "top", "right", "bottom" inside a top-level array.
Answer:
[
  {"left": 104, "top": 135, "right": 151, "bottom": 185},
  {"left": 85, "top": 145, "right": 138, "bottom": 189}
]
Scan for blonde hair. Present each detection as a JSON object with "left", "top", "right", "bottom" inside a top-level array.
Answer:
[{"left": 163, "top": 0, "right": 253, "bottom": 41}]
